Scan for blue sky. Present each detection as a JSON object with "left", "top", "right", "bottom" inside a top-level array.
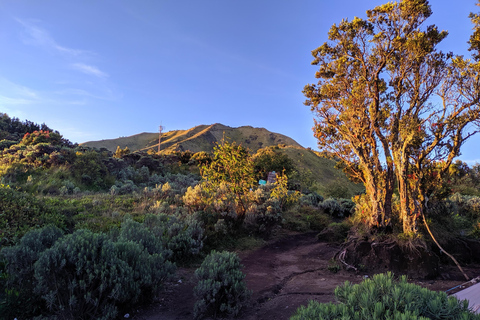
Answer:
[{"left": 0, "top": 1, "right": 479, "bottom": 163}]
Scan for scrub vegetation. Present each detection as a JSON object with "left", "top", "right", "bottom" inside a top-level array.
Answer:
[{"left": 2, "top": 1, "right": 480, "bottom": 319}]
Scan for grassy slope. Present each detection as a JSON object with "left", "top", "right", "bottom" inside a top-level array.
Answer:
[
  {"left": 278, "top": 146, "right": 364, "bottom": 197},
  {"left": 81, "top": 123, "right": 361, "bottom": 196},
  {"left": 81, "top": 123, "right": 302, "bottom": 154}
]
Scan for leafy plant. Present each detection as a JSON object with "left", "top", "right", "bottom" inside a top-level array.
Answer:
[
  {"left": 291, "top": 272, "right": 480, "bottom": 320},
  {"left": 0, "top": 225, "right": 64, "bottom": 319},
  {"left": 193, "top": 250, "right": 251, "bottom": 319}
]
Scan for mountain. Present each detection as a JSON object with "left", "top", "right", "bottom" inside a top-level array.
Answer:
[
  {"left": 82, "top": 124, "right": 364, "bottom": 197},
  {"left": 81, "top": 123, "right": 302, "bottom": 154}
]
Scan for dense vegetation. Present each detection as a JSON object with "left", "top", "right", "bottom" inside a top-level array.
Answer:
[
  {"left": 0, "top": 113, "right": 356, "bottom": 319},
  {"left": 1, "top": 89, "right": 480, "bottom": 319},
  {"left": 304, "top": 0, "right": 480, "bottom": 236},
  {"left": 291, "top": 273, "right": 480, "bottom": 320}
]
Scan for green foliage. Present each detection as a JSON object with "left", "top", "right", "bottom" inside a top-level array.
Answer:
[
  {"left": 320, "top": 198, "right": 355, "bottom": 218},
  {"left": 113, "top": 145, "right": 130, "bottom": 159},
  {"left": 200, "top": 139, "right": 256, "bottom": 218},
  {"left": 34, "top": 228, "right": 175, "bottom": 320},
  {"left": 253, "top": 146, "right": 296, "bottom": 181},
  {"left": 72, "top": 150, "right": 114, "bottom": 190},
  {"left": 0, "top": 185, "right": 65, "bottom": 246},
  {"left": 34, "top": 230, "right": 133, "bottom": 319},
  {"left": 291, "top": 272, "right": 480, "bottom": 320},
  {"left": 0, "top": 113, "right": 62, "bottom": 145},
  {"left": 304, "top": 0, "right": 480, "bottom": 234},
  {"left": 146, "top": 214, "right": 204, "bottom": 263},
  {"left": 21, "top": 130, "right": 63, "bottom": 146},
  {"left": 327, "top": 258, "right": 341, "bottom": 273},
  {"left": 283, "top": 205, "right": 331, "bottom": 232},
  {"left": 317, "top": 221, "right": 352, "bottom": 243},
  {"left": 299, "top": 192, "right": 324, "bottom": 207},
  {"left": 0, "top": 225, "right": 64, "bottom": 319},
  {"left": 193, "top": 251, "right": 251, "bottom": 319},
  {"left": 119, "top": 214, "right": 204, "bottom": 264},
  {"left": 270, "top": 170, "right": 301, "bottom": 210}
]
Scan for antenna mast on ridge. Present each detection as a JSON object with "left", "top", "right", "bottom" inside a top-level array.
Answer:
[{"left": 158, "top": 124, "right": 165, "bottom": 153}]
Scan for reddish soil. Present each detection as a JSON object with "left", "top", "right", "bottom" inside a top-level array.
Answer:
[{"left": 131, "top": 232, "right": 479, "bottom": 320}]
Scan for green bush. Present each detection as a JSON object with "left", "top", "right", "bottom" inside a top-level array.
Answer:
[
  {"left": 145, "top": 214, "right": 204, "bottom": 263},
  {"left": 0, "top": 185, "right": 65, "bottom": 246},
  {"left": 299, "top": 192, "right": 324, "bottom": 207},
  {"left": 193, "top": 251, "right": 251, "bottom": 319},
  {"left": 0, "top": 225, "right": 64, "bottom": 319},
  {"left": 290, "top": 272, "right": 480, "bottom": 320},
  {"left": 119, "top": 214, "right": 204, "bottom": 264},
  {"left": 317, "top": 221, "right": 352, "bottom": 243},
  {"left": 34, "top": 230, "right": 135, "bottom": 319}
]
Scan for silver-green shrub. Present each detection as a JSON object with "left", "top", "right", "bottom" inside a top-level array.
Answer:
[
  {"left": 34, "top": 230, "right": 135, "bottom": 319},
  {"left": 33, "top": 229, "right": 176, "bottom": 320},
  {"left": 0, "top": 225, "right": 64, "bottom": 319},
  {"left": 193, "top": 251, "right": 250, "bottom": 319},
  {"left": 291, "top": 272, "right": 480, "bottom": 320}
]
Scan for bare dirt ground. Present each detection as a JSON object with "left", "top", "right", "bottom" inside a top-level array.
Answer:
[{"left": 131, "top": 232, "right": 479, "bottom": 320}]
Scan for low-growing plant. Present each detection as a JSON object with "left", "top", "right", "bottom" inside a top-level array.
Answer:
[
  {"left": 327, "top": 258, "right": 341, "bottom": 273},
  {"left": 144, "top": 213, "right": 204, "bottom": 263},
  {"left": 193, "top": 251, "right": 251, "bottom": 319},
  {"left": 299, "top": 192, "right": 324, "bottom": 207},
  {"left": 291, "top": 272, "right": 480, "bottom": 320}
]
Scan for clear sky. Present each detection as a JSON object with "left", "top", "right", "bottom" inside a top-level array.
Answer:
[{"left": 0, "top": 1, "right": 479, "bottom": 163}]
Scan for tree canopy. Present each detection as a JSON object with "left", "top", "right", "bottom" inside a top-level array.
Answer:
[{"left": 304, "top": 0, "right": 480, "bottom": 234}]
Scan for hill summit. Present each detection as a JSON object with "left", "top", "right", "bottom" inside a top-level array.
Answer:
[{"left": 81, "top": 123, "right": 302, "bottom": 153}]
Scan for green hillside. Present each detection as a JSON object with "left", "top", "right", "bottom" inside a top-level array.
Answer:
[
  {"left": 81, "top": 123, "right": 363, "bottom": 197},
  {"left": 81, "top": 123, "right": 302, "bottom": 154},
  {"left": 277, "top": 146, "right": 364, "bottom": 197}
]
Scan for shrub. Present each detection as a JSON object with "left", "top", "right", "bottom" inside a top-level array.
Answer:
[
  {"left": 34, "top": 230, "right": 137, "bottom": 319},
  {"left": 317, "top": 221, "right": 352, "bottom": 243},
  {"left": 319, "top": 198, "right": 343, "bottom": 217},
  {"left": 0, "top": 185, "right": 65, "bottom": 246},
  {"left": 114, "top": 239, "right": 175, "bottom": 304},
  {"left": 0, "top": 225, "right": 64, "bottom": 319},
  {"left": 144, "top": 213, "right": 204, "bottom": 263},
  {"left": 299, "top": 192, "right": 324, "bottom": 207},
  {"left": 290, "top": 272, "right": 480, "bottom": 320},
  {"left": 193, "top": 251, "right": 251, "bottom": 319}
]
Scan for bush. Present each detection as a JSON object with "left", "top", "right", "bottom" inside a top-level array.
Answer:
[
  {"left": 299, "top": 192, "right": 324, "bottom": 207},
  {"left": 34, "top": 230, "right": 135, "bottom": 319},
  {"left": 144, "top": 213, "right": 204, "bottom": 263},
  {"left": 193, "top": 251, "right": 251, "bottom": 319},
  {"left": 317, "top": 221, "right": 352, "bottom": 243},
  {"left": 290, "top": 272, "right": 480, "bottom": 320},
  {"left": 0, "top": 185, "right": 65, "bottom": 246},
  {"left": 34, "top": 229, "right": 175, "bottom": 320},
  {"left": 320, "top": 197, "right": 355, "bottom": 218},
  {"left": 119, "top": 214, "right": 204, "bottom": 264},
  {"left": 0, "top": 225, "right": 64, "bottom": 319}
]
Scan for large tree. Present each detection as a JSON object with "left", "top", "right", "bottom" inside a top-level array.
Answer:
[{"left": 304, "top": 0, "right": 480, "bottom": 234}]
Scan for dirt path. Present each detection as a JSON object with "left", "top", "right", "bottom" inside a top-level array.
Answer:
[{"left": 131, "top": 232, "right": 472, "bottom": 320}]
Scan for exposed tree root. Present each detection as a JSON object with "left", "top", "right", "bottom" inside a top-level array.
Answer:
[
  {"left": 422, "top": 213, "right": 469, "bottom": 281},
  {"left": 338, "top": 249, "right": 358, "bottom": 272}
]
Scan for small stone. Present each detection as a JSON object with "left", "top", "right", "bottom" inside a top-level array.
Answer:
[
  {"left": 178, "top": 279, "right": 182, "bottom": 283},
  {"left": 124, "top": 314, "right": 130, "bottom": 318}
]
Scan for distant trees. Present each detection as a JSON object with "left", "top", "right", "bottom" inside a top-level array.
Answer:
[
  {"left": 304, "top": 0, "right": 480, "bottom": 234},
  {"left": 252, "top": 146, "right": 295, "bottom": 181}
]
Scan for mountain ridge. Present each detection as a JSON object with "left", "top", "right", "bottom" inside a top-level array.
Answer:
[{"left": 81, "top": 123, "right": 302, "bottom": 154}]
